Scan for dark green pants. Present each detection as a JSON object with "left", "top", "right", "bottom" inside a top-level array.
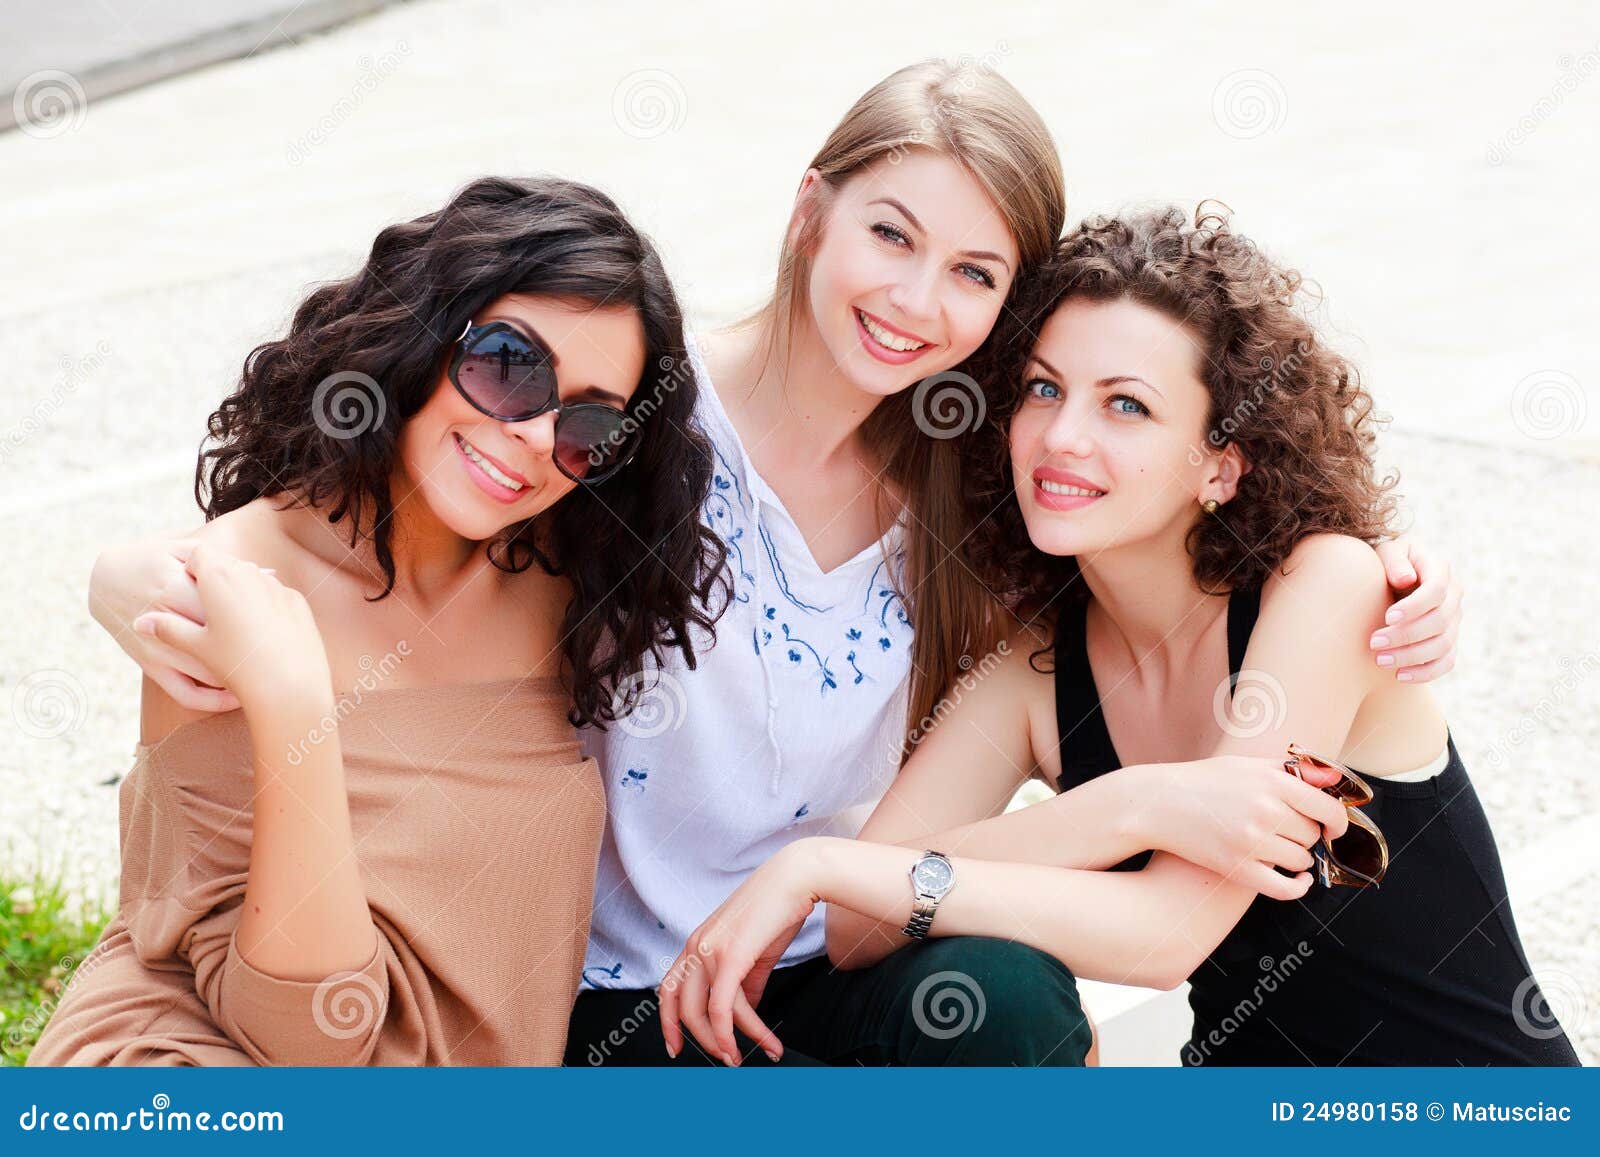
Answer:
[{"left": 565, "top": 936, "right": 1092, "bottom": 1067}]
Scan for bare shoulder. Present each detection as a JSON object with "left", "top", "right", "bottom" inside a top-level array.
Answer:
[
  {"left": 191, "top": 497, "right": 317, "bottom": 589},
  {"left": 1261, "top": 533, "right": 1389, "bottom": 615}
]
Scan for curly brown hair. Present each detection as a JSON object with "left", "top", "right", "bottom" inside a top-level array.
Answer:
[
  {"left": 198, "top": 176, "right": 729, "bottom": 730},
  {"left": 965, "top": 203, "right": 1399, "bottom": 624}
]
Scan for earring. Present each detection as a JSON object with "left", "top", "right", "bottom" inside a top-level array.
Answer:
[{"left": 1202, "top": 498, "right": 1220, "bottom": 514}]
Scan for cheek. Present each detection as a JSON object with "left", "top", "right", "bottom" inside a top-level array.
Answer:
[{"left": 946, "top": 294, "right": 1003, "bottom": 359}]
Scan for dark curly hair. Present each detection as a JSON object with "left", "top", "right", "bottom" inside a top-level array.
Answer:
[
  {"left": 197, "top": 175, "right": 729, "bottom": 729},
  {"left": 966, "top": 203, "right": 1399, "bottom": 624}
]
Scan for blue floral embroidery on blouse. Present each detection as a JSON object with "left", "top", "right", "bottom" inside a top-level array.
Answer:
[
  {"left": 582, "top": 963, "right": 624, "bottom": 989},
  {"left": 760, "top": 524, "right": 831, "bottom": 614},
  {"left": 619, "top": 768, "right": 648, "bottom": 794},
  {"left": 780, "top": 623, "right": 837, "bottom": 693},
  {"left": 706, "top": 448, "right": 755, "bottom": 603},
  {"left": 786, "top": 802, "right": 811, "bottom": 829}
]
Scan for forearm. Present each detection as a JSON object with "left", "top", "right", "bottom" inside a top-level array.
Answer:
[
  {"left": 233, "top": 693, "right": 378, "bottom": 981},
  {"left": 825, "top": 763, "right": 1165, "bottom": 964},
  {"left": 814, "top": 837, "right": 1230, "bottom": 988}
]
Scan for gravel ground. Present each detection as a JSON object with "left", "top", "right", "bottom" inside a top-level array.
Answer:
[{"left": 2, "top": 0, "right": 1594, "bottom": 1064}]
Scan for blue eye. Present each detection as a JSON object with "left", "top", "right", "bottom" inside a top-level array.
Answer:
[
  {"left": 957, "top": 263, "right": 997, "bottom": 289},
  {"left": 872, "top": 222, "right": 910, "bottom": 247},
  {"left": 1026, "top": 378, "right": 1061, "bottom": 400},
  {"left": 1111, "top": 394, "right": 1150, "bottom": 417}
]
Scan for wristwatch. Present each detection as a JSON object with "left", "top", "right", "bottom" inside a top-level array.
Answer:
[{"left": 901, "top": 850, "right": 955, "bottom": 939}]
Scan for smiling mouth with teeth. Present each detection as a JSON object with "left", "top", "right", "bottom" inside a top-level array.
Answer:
[
  {"left": 856, "top": 308, "right": 929, "bottom": 353},
  {"left": 455, "top": 433, "right": 525, "bottom": 492},
  {"left": 1038, "top": 480, "right": 1106, "bottom": 498}
]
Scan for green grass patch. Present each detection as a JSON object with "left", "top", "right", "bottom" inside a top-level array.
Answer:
[{"left": 1, "top": 872, "right": 111, "bottom": 1066}]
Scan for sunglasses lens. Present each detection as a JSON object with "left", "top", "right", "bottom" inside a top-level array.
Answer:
[
  {"left": 456, "top": 326, "right": 556, "bottom": 418},
  {"left": 555, "top": 406, "right": 633, "bottom": 481},
  {"left": 1329, "top": 825, "right": 1386, "bottom": 885}
]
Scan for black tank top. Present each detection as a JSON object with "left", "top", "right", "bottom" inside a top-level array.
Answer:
[{"left": 1050, "top": 588, "right": 1580, "bottom": 1066}]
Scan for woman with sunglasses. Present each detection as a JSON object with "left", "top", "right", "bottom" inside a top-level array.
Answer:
[
  {"left": 82, "top": 63, "right": 1467, "bottom": 1067},
  {"left": 662, "top": 205, "right": 1578, "bottom": 1067},
  {"left": 28, "top": 176, "right": 726, "bottom": 1066}
]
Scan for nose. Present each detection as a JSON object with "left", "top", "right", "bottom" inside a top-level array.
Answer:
[
  {"left": 1040, "top": 400, "right": 1096, "bottom": 461},
  {"left": 885, "top": 258, "right": 941, "bottom": 325},
  {"left": 500, "top": 410, "right": 557, "bottom": 461}
]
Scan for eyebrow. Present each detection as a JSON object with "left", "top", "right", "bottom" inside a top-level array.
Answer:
[
  {"left": 482, "top": 314, "right": 630, "bottom": 406},
  {"left": 1027, "top": 357, "right": 1166, "bottom": 400},
  {"left": 867, "top": 197, "right": 1013, "bottom": 272}
]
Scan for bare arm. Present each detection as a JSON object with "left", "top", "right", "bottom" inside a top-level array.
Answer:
[{"left": 833, "top": 534, "right": 1392, "bottom": 983}]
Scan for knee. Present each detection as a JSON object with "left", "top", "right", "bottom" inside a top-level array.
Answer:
[{"left": 899, "top": 937, "right": 1092, "bottom": 1066}]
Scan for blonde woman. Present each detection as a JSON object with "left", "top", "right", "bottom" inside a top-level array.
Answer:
[{"left": 87, "top": 64, "right": 1464, "bottom": 1067}]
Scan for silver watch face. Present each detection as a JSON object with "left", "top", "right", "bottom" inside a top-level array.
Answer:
[{"left": 913, "top": 855, "right": 953, "bottom": 895}]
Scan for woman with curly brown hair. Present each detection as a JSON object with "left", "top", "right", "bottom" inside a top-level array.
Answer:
[
  {"left": 28, "top": 176, "right": 726, "bottom": 1065},
  {"left": 665, "top": 205, "right": 1578, "bottom": 1066}
]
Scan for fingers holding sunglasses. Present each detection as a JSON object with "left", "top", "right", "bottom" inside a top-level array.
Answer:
[
  {"left": 1281, "top": 774, "right": 1349, "bottom": 839},
  {"left": 1250, "top": 862, "right": 1315, "bottom": 902}
]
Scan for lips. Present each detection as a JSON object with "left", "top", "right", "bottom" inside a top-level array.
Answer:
[{"left": 854, "top": 307, "right": 935, "bottom": 365}]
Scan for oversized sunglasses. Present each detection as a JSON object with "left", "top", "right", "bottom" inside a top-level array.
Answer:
[
  {"left": 1283, "top": 742, "right": 1389, "bottom": 889},
  {"left": 449, "top": 319, "right": 638, "bottom": 483}
]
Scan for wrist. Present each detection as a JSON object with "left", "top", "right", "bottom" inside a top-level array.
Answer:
[{"left": 1113, "top": 761, "right": 1175, "bottom": 853}]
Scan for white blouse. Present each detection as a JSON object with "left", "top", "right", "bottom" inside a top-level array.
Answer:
[{"left": 579, "top": 337, "right": 914, "bottom": 991}]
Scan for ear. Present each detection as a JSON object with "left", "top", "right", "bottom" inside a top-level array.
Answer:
[
  {"left": 1207, "top": 442, "right": 1253, "bottom": 505},
  {"left": 786, "top": 168, "right": 826, "bottom": 249}
]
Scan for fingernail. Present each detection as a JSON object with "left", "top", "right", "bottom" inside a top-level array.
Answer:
[
  {"left": 1385, "top": 608, "right": 1403, "bottom": 625},
  {"left": 134, "top": 615, "right": 156, "bottom": 636},
  {"left": 765, "top": 1050, "right": 781, "bottom": 1063},
  {"left": 1396, "top": 671, "right": 1414, "bottom": 682},
  {"left": 1369, "top": 633, "right": 1389, "bottom": 649},
  {"left": 1400, "top": 569, "right": 1416, "bottom": 583},
  {"left": 1376, "top": 653, "right": 1395, "bottom": 667},
  {"left": 665, "top": 1042, "right": 678, "bottom": 1059}
]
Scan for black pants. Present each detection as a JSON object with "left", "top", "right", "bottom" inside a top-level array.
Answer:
[{"left": 565, "top": 935, "right": 1093, "bottom": 1066}]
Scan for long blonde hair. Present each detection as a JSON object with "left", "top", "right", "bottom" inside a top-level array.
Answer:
[{"left": 747, "top": 59, "right": 1066, "bottom": 755}]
